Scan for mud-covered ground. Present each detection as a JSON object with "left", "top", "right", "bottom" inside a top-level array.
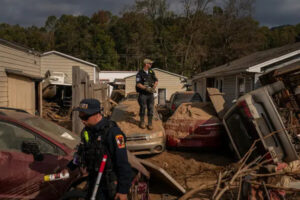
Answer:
[{"left": 142, "top": 150, "right": 234, "bottom": 200}]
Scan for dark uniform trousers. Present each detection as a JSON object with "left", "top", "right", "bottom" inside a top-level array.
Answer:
[{"left": 138, "top": 93, "right": 154, "bottom": 119}]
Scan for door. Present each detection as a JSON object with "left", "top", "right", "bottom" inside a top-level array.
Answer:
[
  {"left": 158, "top": 89, "right": 166, "bottom": 105},
  {"left": 7, "top": 74, "right": 35, "bottom": 114},
  {"left": 0, "top": 121, "right": 65, "bottom": 199}
]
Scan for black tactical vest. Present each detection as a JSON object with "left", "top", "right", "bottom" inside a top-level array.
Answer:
[
  {"left": 136, "top": 69, "right": 156, "bottom": 94},
  {"left": 80, "top": 120, "right": 117, "bottom": 173}
]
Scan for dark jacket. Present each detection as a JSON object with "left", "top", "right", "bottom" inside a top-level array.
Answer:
[
  {"left": 68, "top": 117, "right": 132, "bottom": 194},
  {"left": 136, "top": 69, "right": 158, "bottom": 94}
]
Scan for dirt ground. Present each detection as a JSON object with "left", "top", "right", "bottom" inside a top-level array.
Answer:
[{"left": 143, "top": 150, "right": 234, "bottom": 199}]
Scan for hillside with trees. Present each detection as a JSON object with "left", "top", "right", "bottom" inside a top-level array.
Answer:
[{"left": 0, "top": 0, "right": 299, "bottom": 76}]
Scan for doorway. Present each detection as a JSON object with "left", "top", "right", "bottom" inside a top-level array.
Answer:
[{"left": 158, "top": 89, "right": 166, "bottom": 105}]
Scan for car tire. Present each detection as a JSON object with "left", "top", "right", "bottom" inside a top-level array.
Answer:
[{"left": 59, "top": 189, "right": 87, "bottom": 200}]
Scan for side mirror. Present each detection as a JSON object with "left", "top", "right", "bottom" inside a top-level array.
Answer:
[{"left": 22, "top": 140, "right": 44, "bottom": 161}]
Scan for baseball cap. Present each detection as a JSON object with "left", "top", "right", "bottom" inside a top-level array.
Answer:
[
  {"left": 73, "top": 98, "right": 101, "bottom": 115},
  {"left": 143, "top": 58, "right": 154, "bottom": 64}
]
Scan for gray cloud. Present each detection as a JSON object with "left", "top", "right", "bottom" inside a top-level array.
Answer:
[
  {"left": 254, "top": 0, "right": 300, "bottom": 26},
  {"left": 0, "top": 0, "right": 134, "bottom": 27},
  {"left": 0, "top": 0, "right": 299, "bottom": 27}
]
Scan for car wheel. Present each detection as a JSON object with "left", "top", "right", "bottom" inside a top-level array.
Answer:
[{"left": 59, "top": 189, "right": 87, "bottom": 200}]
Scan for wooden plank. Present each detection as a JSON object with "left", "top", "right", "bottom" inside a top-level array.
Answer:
[
  {"left": 207, "top": 87, "right": 227, "bottom": 120},
  {"left": 38, "top": 82, "right": 43, "bottom": 116},
  {"left": 72, "top": 66, "right": 81, "bottom": 134}
]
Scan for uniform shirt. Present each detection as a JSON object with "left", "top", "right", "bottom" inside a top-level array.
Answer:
[
  {"left": 68, "top": 118, "right": 132, "bottom": 194},
  {"left": 136, "top": 69, "right": 158, "bottom": 94}
]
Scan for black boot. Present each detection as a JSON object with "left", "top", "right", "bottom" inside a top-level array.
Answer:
[
  {"left": 139, "top": 116, "right": 146, "bottom": 129},
  {"left": 147, "top": 117, "right": 153, "bottom": 130}
]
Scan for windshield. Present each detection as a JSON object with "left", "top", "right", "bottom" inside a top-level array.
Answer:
[
  {"left": 21, "top": 117, "right": 80, "bottom": 149},
  {"left": 174, "top": 93, "right": 202, "bottom": 105}
]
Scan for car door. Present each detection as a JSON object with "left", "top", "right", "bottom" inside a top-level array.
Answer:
[{"left": 0, "top": 120, "right": 68, "bottom": 200}]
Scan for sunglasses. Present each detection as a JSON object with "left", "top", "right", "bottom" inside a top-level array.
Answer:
[{"left": 79, "top": 114, "right": 92, "bottom": 121}]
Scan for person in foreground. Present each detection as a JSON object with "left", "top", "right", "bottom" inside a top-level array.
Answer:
[{"left": 66, "top": 98, "right": 132, "bottom": 200}]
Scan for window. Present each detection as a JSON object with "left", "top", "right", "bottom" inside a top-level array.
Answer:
[
  {"left": 0, "top": 121, "right": 58, "bottom": 155},
  {"left": 237, "top": 77, "right": 246, "bottom": 98}
]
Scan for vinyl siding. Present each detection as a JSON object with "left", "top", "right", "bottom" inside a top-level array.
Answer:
[
  {"left": 0, "top": 43, "right": 41, "bottom": 77},
  {"left": 41, "top": 54, "right": 95, "bottom": 82},
  {"left": 0, "top": 67, "right": 8, "bottom": 106},
  {"left": 245, "top": 75, "right": 254, "bottom": 93},
  {"left": 195, "top": 78, "right": 205, "bottom": 100},
  {"left": 223, "top": 75, "right": 237, "bottom": 104},
  {"left": 125, "top": 69, "right": 186, "bottom": 103}
]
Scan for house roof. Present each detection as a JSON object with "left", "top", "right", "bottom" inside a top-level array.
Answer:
[
  {"left": 124, "top": 68, "right": 187, "bottom": 79},
  {"left": 42, "top": 51, "right": 97, "bottom": 67},
  {"left": 193, "top": 42, "right": 300, "bottom": 79},
  {"left": 0, "top": 38, "right": 40, "bottom": 55}
]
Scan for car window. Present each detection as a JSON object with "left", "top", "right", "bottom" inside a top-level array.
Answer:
[
  {"left": 225, "top": 108, "right": 260, "bottom": 159},
  {"left": 173, "top": 93, "right": 194, "bottom": 104},
  {"left": 0, "top": 121, "right": 58, "bottom": 155},
  {"left": 191, "top": 93, "right": 203, "bottom": 102},
  {"left": 21, "top": 117, "right": 79, "bottom": 149}
]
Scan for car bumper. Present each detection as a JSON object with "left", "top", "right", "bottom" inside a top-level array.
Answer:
[{"left": 126, "top": 137, "right": 165, "bottom": 155}]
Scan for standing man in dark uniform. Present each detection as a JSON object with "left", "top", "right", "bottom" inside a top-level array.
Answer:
[
  {"left": 66, "top": 99, "right": 132, "bottom": 200},
  {"left": 136, "top": 58, "right": 158, "bottom": 130}
]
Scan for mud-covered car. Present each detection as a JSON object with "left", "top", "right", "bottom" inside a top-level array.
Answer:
[
  {"left": 110, "top": 100, "right": 166, "bottom": 155},
  {"left": 164, "top": 102, "right": 224, "bottom": 148},
  {"left": 167, "top": 91, "right": 203, "bottom": 114}
]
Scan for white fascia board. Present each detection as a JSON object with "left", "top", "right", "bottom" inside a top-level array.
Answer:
[{"left": 247, "top": 50, "right": 300, "bottom": 73}]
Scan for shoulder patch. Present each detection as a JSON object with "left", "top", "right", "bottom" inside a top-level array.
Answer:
[{"left": 115, "top": 134, "right": 125, "bottom": 148}]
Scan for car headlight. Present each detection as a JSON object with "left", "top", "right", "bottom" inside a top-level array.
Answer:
[{"left": 148, "top": 131, "right": 164, "bottom": 139}]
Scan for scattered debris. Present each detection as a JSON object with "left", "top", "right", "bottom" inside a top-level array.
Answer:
[{"left": 42, "top": 100, "right": 72, "bottom": 131}]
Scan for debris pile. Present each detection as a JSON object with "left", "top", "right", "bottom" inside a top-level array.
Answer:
[
  {"left": 42, "top": 100, "right": 72, "bottom": 131},
  {"left": 179, "top": 131, "right": 300, "bottom": 200}
]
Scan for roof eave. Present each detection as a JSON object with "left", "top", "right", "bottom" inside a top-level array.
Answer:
[{"left": 42, "top": 51, "right": 97, "bottom": 67}]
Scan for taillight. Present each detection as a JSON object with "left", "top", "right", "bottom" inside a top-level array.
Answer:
[
  {"left": 171, "top": 104, "right": 176, "bottom": 111},
  {"left": 192, "top": 123, "right": 221, "bottom": 135},
  {"left": 237, "top": 100, "right": 253, "bottom": 118}
]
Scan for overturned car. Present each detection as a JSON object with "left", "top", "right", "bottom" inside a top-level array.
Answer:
[{"left": 223, "top": 73, "right": 300, "bottom": 163}]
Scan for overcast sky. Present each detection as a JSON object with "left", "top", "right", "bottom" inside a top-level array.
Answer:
[{"left": 0, "top": 0, "right": 299, "bottom": 28}]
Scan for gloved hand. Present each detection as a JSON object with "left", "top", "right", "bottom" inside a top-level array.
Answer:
[{"left": 145, "top": 87, "right": 156, "bottom": 93}]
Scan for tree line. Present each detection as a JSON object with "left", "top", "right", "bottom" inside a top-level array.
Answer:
[{"left": 0, "top": 0, "right": 299, "bottom": 76}]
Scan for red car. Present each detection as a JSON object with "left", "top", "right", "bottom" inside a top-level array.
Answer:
[
  {"left": 164, "top": 102, "right": 224, "bottom": 148},
  {"left": 0, "top": 107, "right": 81, "bottom": 200}
]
